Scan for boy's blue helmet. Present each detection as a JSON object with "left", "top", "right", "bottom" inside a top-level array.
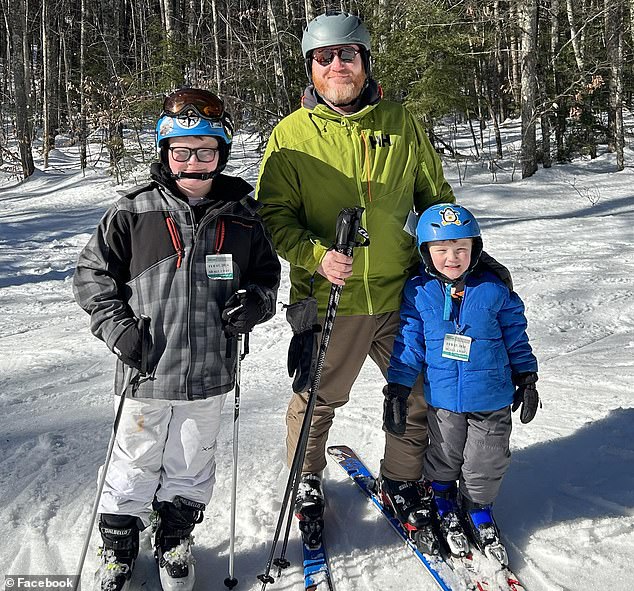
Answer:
[
  {"left": 416, "top": 204, "right": 481, "bottom": 248},
  {"left": 155, "top": 112, "right": 233, "bottom": 147},
  {"left": 416, "top": 204, "right": 483, "bottom": 282},
  {"left": 156, "top": 88, "right": 234, "bottom": 177}
]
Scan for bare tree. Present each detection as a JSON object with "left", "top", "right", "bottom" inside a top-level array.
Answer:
[
  {"left": 521, "top": 0, "right": 539, "bottom": 178},
  {"left": 7, "top": 0, "right": 34, "bottom": 177},
  {"left": 605, "top": 0, "right": 624, "bottom": 170}
]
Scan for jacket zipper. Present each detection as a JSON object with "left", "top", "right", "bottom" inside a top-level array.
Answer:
[
  {"left": 185, "top": 201, "right": 240, "bottom": 399},
  {"left": 358, "top": 129, "right": 373, "bottom": 315}
]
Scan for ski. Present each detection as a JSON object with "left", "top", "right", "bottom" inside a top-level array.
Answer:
[
  {"left": 303, "top": 540, "right": 334, "bottom": 591},
  {"left": 327, "top": 445, "right": 526, "bottom": 591}
]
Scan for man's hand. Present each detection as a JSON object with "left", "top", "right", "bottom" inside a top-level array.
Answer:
[{"left": 317, "top": 250, "right": 353, "bottom": 286}]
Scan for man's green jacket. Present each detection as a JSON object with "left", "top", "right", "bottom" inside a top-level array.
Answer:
[{"left": 256, "top": 89, "right": 455, "bottom": 316}]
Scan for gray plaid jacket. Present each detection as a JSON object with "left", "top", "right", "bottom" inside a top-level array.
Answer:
[{"left": 73, "top": 174, "right": 280, "bottom": 400}]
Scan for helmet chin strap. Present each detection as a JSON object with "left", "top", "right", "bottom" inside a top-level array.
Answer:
[{"left": 173, "top": 171, "right": 216, "bottom": 181}]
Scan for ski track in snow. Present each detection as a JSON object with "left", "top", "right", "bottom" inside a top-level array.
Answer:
[{"left": 0, "top": 124, "right": 633, "bottom": 590}]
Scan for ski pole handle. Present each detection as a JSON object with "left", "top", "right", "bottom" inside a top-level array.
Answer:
[{"left": 334, "top": 207, "right": 367, "bottom": 256}]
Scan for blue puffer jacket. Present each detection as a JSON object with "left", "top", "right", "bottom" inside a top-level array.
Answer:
[{"left": 388, "top": 268, "right": 538, "bottom": 413}]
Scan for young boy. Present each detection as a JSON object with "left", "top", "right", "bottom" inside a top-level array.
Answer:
[
  {"left": 382, "top": 204, "right": 538, "bottom": 565},
  {"left": 73, "top": 88, "right": 280, "bottom": 591}
]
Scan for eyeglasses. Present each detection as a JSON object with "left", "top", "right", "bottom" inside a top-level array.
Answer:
[
  {"left": 312, "top": 46, "right": 360, "bottom": 66},
  {"left": 168, "top": 146, "right": 219, "bottom": 163},
  {"left": 163, "top": 88, "right": 225, "bottom": 119}
]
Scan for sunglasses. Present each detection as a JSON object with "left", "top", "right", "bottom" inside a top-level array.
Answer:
[
  {"left": 168, "top": 146, "right": 219, "bottom": 163},
  {"left": 312, "top": 46, "right": 360, "bottom": 67},
  {"left": 163, "top": 89, "right": 225, "bottom": 119}
]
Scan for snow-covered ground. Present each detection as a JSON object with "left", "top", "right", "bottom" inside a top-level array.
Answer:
[{"left": 0, "top": 121, "right": 633, "bottom": 591}]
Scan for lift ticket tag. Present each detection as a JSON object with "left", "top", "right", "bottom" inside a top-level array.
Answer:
[
  {"left": 206, "top": 254, "right": 233, "bottom": 279},
  {"left": 442, "top": 333, "right": 472, "bottom": 361}
]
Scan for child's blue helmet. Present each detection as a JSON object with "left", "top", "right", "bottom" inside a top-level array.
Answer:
[
  {"left": 416, "top": 204, "right": 483, "bottom": 281},
  {"left": 416, "top": 204, "right": 481, "bottom": 248}
]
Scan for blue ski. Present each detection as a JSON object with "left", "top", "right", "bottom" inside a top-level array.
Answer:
[
  {"left": 303, "top": 540, "right": 334, "bottom": 591},
  {"left": 327, "top": 445, "right": 526, "bottom": 591}
]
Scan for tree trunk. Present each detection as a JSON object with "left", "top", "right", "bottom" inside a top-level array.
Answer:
[
  {"left": 566, "top": 0, "right": 585, "bottom": 72},
  {"left": 605, "top": 0, "right": 624, "bottom": 170},
  {"left": 42, "top": 0, "right": 59, "bottom": 168},
  {"left": 211, "top": 0, "right": 222, "bottom": 93},
  {"left": 80, "top": 0, "right": 87, "bottom": 170},
  {"left": 11, "top": 0, "right": 34, "bottom": 177},
  {"left": 267, "top": 0, "right": 290, "bottom": 117},
  {"left": 521, "top": 0, "right": 538, "bottom": 178},
  {"left": 304, "top": 0, "right": 314, "bottom": 24},
  {"left": 509, "top": 1, "right": 522, "bottom": 110}
]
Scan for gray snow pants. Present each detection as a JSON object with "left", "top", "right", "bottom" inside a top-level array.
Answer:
[{"left": 423, "top": 406, "right": 512, "bottom": 505}]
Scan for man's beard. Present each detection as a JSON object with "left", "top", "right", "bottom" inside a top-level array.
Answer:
[{"left": 313, "top": 70, "right": 366, "bottom": 107}]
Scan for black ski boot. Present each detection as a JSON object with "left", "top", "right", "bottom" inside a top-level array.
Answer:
[
  {"left": 294, "top": 472, "right": 325, "bottom": 548},
  {"left": 431, "top": 481, "right": 469, "bottom": 558},
  {"left": 462, "top": 498, "right": 508, "bottom": 565},
  {"left": 97, "top": 514, "right": 140, "bottom": 591},
  {"left": 154, "top": 496, "right": 205, "bottom": 591},
  {"left": 378, "top": 476, "right": 437, "bottom": 555}
]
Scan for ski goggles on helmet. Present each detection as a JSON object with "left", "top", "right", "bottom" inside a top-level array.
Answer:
[
  {"left": 162, "top": 88, "right": 225, "bottom": 120},
  {"left": 312, "top": 46, "right": 361, "bottom": 66}
]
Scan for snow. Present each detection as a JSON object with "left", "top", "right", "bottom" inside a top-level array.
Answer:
[{"left": 0, "top": 121, "right": 633, "bottom": 591}]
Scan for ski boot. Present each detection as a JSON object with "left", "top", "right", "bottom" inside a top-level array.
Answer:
[
  {"left": 97, "top": 514, "right": 140, "bottom": 591},
  {"left": 430, "top": 481, "right": 470, "bottom": 558},
  {"left": 378, "top": 476, "right": 437, "bottom": 555},
  {"left": 154, "top": 496, "right": 205, "bottom": 591},
  {"left": 462, "top": 498, "right": 508, "bottom": 565},
  {"left": 294, "top": 472, "right": 325, "bottom": 548}
]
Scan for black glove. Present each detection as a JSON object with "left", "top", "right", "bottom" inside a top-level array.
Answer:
[
  {"left": 113, "top": 317, "right": 152, "bottom": 374},
  {"left": 382, "top": 383, "right": 412, "bottom": 436},
  {"left": 512, "top": 372, "right": 540, "bottom": 424},
  {"left": 222, "top": 287, "right": 266, "bottom": 336},
  {"left": 285, "top": 297, "right": 321, "bottom": 393}
]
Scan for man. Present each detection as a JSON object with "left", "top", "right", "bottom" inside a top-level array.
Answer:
[
  {"left": 256, "top": 11, "right": 454, "bottom": 548},
  {"left": 74, "top": 88, "right": 280, "bottom": 591}
]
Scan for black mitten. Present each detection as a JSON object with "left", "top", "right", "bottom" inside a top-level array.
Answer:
[
  {"left": 512, "top": 372, "right": 540, "bottom": 423},
  {"left": 382, "top": 383, "right": 412, "bottom": 436},
  {"left": 285, "top": 297, "right": 321, "bottom": 393}
]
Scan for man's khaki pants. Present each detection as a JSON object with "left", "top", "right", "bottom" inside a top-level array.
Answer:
[{"left": 286, "top": 312, "right": 428, "bottom": 481}]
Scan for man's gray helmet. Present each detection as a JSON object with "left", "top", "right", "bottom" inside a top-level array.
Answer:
[{"left": 301, "top": 11, "right": 372, "bottom": 81}]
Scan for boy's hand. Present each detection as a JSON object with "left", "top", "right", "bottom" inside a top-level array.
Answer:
[
  {"left": 512, "top": 372, "right": 540, "bottom": 423},
  {"left": 222, "top": 288, "right": 266, "bottom": 336},
  {"left": 113, "top": 316, "right": 152, "bottom": 374},
  {"left": 382, "top": 383, "right": 412, "bottom": 436}
]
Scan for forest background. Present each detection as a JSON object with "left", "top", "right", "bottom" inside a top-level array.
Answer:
[{"left": 0, "top": 0, "right": 630, "bottom": 183}]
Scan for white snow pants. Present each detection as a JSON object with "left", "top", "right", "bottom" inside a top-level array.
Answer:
[{"left": 97, "top": 394, "right": 227, "bottom": 526}]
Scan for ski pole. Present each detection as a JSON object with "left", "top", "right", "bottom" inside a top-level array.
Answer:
[
  {"left": 75, "top": 316, "right": 151, "bottom": 589},
  {"left": 224, "top": 332, "right": 248, "bottom": 590},
  {"left": 258, "top": 207, "right": 368, "bottom": 589},
  {"left": 75, "top": 363, "right": 135, "bottom": 588}
]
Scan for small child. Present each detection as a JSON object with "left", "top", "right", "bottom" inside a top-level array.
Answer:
[
  {"left": 73, "top": 88, "right": 280, "bottom": 591},
  {"left": 382, "top": 203, "right": 538, "bottom": 564}
]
